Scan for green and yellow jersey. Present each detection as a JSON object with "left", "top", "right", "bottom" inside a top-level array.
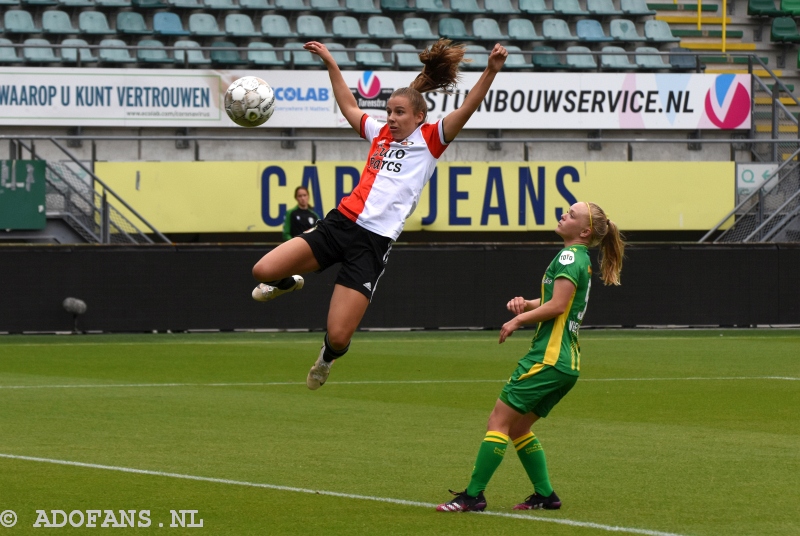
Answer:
[{"left": 522, "top": 245, "right": 592, "bottom": 377}]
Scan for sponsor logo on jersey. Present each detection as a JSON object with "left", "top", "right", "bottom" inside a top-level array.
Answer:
[
  {"left": 559, "top": 251, "right": 575, "bottom": 265},
  {"left": 363, "top": 282, "right": 372, "bottom": 291},
  {"left": 543, "top": 277, "right": 553, "bottom": 284}
]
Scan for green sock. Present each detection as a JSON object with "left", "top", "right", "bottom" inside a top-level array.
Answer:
[
  {"left": 513, "top": 432, "right": 554, "bottom": 497},
  {"left": 465, "top": 431, "right": 509, "bottom": 497}
]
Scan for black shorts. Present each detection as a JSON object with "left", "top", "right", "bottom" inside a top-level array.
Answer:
[{"left": 298, "top": 209, "right": 393, "bottom": 301}]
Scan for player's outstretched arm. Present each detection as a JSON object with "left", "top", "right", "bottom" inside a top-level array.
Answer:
[
  {"left": 507, "top": 297, "right": 541, "bottom": 315},
  {"left": 499, "top": 279, "right": 574, "bottom": 343},
  {"left": 442, "top": 43, "right": 507, "bottom": 143},
  {"left": 304, "top": 41, "right": 365, "bottom": 134}
]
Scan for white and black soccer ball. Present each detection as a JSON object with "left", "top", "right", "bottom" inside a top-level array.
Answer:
[{"left": 224, "top": 76, "right": 275, "bottom": 128}]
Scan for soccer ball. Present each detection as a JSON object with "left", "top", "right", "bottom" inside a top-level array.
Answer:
[{"left": 224, "top": 76, "right": 276, "bottom": 128}]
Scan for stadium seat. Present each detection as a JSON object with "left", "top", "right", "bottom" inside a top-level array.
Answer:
[
  {"left": 367, "top": 16, "right": 403, "bottom": 39},
  {"left": 635, "top": 46, "right": 670, "bottom": 69},
  {"left": 96, "top": 0, "right": 131, "bottom": 7},
  {"left": 4, "top": 10, "right": 41, "bottom": 34},
  {"left": 0, "top": 38, "right": 23, "bottom": 63},
  {"left": 297, "top": 15, "right": 333, "bottom": 38},
  {"left": 462, "top": 44, "right": 488, "bottom": 70},
  {"left": 416, "top": 0, "right": 450, "bottom": 13},
  {"left": 486, "top": 0, "right": 520, "bottom": 13},
  {"left": 261, "top": 15, "right": 297, "bottom": 37},
  {"left": 392, "top": 43, "right": 422, "bottom": 68},
  {"left": 780, "top": 0, "right": 800, "bottom": 13},
  {"left": 61, "top": 37, "right": 97, "bottom": 63},
  {"left": 345, "top": 0, "right": 380, "bottom": 12},
  {"left": 326, "top": 42, "right": 357, "bottom": 66},
  {"left": 748, "top": 0, "right": 785, "bottom": 16},
  {"left": 153, "top": 12, "right": 190, "bottom": 36},
  {"left": 0, "top": 0, "right": 19, "bottom": 5},
  {"left": 566, "top": 45, "right": 597, "bottom": 68},
  {"left": 247, "top": 42, "right": 284, "bottom": 65},
  {"left": 669, "top": 46, "right": 700, "bottom": 70},
  {"left": 451, "top": 0, "right": 483, "bottom": 13},
  {"left": 504, "top": 44, "right": 531, "bottom": 68},
  {"left": 577, "top": 19, "right": 613, "bottom": 41},
  {"left": 275, "top": 0, "right": 307, "bottom": 10},
  {"left": 43, "top": 11, "right": 78, "bottom": 35},
  {"left": 610, "top": 18, "right": 646, "bottom": 41},
  {"left": 22, "top": 0, "right": 57, "bottom": 6},
  {"left": 310, "top": 0, "right": 344, "bottom": 10},
  {"left": 210, "top": 40, "right": 247, "bottom": 65},
  {"left": 59, "top": 0, "right": 94, "bottom": 7},
  {"left": 333, "top": 16, "right": 367, "bottom": 38},
  {"left": 99, "top": 38, "right": 136, "bottom": 63},
  {"left": 355, "top": 43, "right": 392, "bottom": 68},
  {"left": 175, "top": 40, "right": 211, "bottom": 65},
  {"left": 132, "top": 0, "right": 168, "bottom": 8},
  {"left": 285, "top": 41, "right": 323, "bottom": 66},
  {"left": 587, "top": 0, "right": 622, "bottom": 15},
  {"left": 78, "top": 11, "right": 114, "bottom": 35},
  {"left": 620, "top": 0, "right": 655, "bottom": 15},
  {"left": 600, "top": 45, "right": 636, "bottom": 68},
  {"left": 532, "top": 44, "right": 566, "bottom": 68},
  {"left": 381, "top": 0, "right": 414, "bottom": 11},
  {"left": 473, "top": 18, "right": 509, "bottom": 40},
  {"left": 226, "top": 14, "right": 261, "bottom": 37},
  {"left": 439, "top": 18, "right": 475, "bottom": 40},
  {"left": 117, "top": 12, "right": 152, "bottom": 35},
  {"left": 239, "top": 0, "right": 273, "bottom": 8},
  {"left": 644, "top": 20, "right": 680, "bottom": 42},
  {"left": 771, "top": 17, "right": 800, "bottom": 41},
  {"left": 520, "top": 0, "right": 554, "bottom": 15},
  {"left": 542, "top": 18, "right": 577, "bottom": 40},
  {"left": 508, "top": 18, "right": 544, "bottom": 40},
  {"left": 204, "top": 0, "right": 235, "bottom": 8},
  {"left": 403, "top": 18, "right": 437, "bottom": 40},
  {"left": 189, "top": 14, "right": 225, "bottom": 36},
  {"left": 137, "top": 38, "right": 174, "bottom": 64},
  {"left": 23, "top": 38, "right": 60, "bottom": 63},
  {"left": 169, "top": 0, "right": 203, "bottom": 7},
  {"left": 554, "top": 0, "right": 589, "bottom": 15}
]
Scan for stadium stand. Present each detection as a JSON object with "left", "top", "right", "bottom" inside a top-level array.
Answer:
[
  {"left": 61, "top": 37, "right": 97, "bottom": 63},
  {"left": 403, "top": 18, "right": 438, "bottom": 41},
  {"left": 345, "top": 0, "right": 380, "bottom": 14},
  {"left": 5, "top": 10, "right": 41, "bottom": 34},
  {"left": 542, "top": 18, "right": 578, "bottom": 40},
  {"left": 367, "top": 15, "right": 403, "bottom": 39},
  {"left": 380, "top": 0, "right": 414, "bottom": 12},
  {"left": 98, "top": 38, "right": 136, "bottom": 63},
  {"left": 610, "top": 18, "right": 647, "bottom": 41},
  {"left": 310, "top": 0, "right": 344, "bottom": 10},
  {"left": 170, "top": 0, "right": 203, "bottom": 9},
  {"left": 189, "top": 13, "right": 225, "bottom": 36},
  {"left": 391, "top": 42, "right": 423, "bottom": 67},
  {"left": 485, "top": 0, "right": 520, "bottom": 14},
  {"left": 210, "top": 40, "right": 247, "bottom": 64},
  {"left": 472, "top": 18, "right": 509, "bottom": 41},
  {"left": 333, "top": 15, "right": 368, "bottom": 38},
  {"left": 601, "top": 45, "right": 638, "bottom": 69},
  {"left": 204, "top": 0, "right": 236, "bottom": 9},
  {"left": 635, "top": 46, "right": 671, "bottom": 68},
  {"left": 621, "top": 0, "right": 656, "bottom": 15},
  {"left": 587, "top": 0, "right": 623, "bottom": 16},
  {"left": 23, "top": 37, "right": 59, "bottom": 63},
  {"left": 0, "top": 38, "right": 23, "bottom": 62},
  {"left": 554, "top": 0, "right": 590, "bottom": 16},
  {"left": 509, "top": 18, "right": 544, "bottom": 40},
  {"left": 462, "top": 43, "right": 489, "bottom": 69},
  {"left": 284, "top": 41, "right": 322, "bottom": 66},
  {"left": 42, "top": 10, "right": 78, "bottom": 34},
  {"left": 504, "top": 44, "right": 531, "bottom": 68},
  {"left": 438, "top": 17, "right": 475, "bottom": 40},
  {"left": 566, "top": 45, "right": 598, "bottom": 68},
  {"left": 78, "top": 11, "right": 115, "bottom": 35},
  {"left": 153, "top": 12, "right": 190, "bottom": 35},
  {"left": 116, "top": 12, "right": 152, "bottom": 35},
  {"left": 297, "top": 15, "right": 333, "bottom": 38},
  {"left": 226, "top": 13, "right": 262, "bottom": 37},
  {"left": 261, "top": 14, "right": 297, "bottom": 37},
  {"left": 416, "top": 0, "right": 450, "bottom": 13},
  {"left": 644, "top": 19, "right": 681, "bottom": 42},
  {"left": 748, "top": 0, "right": 785, "bottom": 15},
  {"left": 136, "top": 38, "right": 173, "bottom": 64},
  {"left": 520, "top": 0, "right": 555, "bottom": 15},
  {"left": 355, "top": 42, "right": 392, "bottom": 67},
  {"left": 174, "top": 40, "right": 211, "bottom": 64},
  {"left": 239, "top": 0, "right": 273, "bottom": 8},
  {"left": 247, "top": 41, "right": 285, "bottom": 65},
  {"left": 577, "top": 18, "right": 614, "bottom": 41},
  {"left": 532, "top": 44, "right": 566, "bottom": 68},
  {"left": 326, "top": 42, "right": 357, "bottom": 66}
]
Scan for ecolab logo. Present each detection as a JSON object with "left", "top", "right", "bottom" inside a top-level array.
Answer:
[
  {"left": 704, "top": 74, "right": 750, "bottom": 129},
  {"left": 352, "top": 72, "right": 393, "bottom": 110}
]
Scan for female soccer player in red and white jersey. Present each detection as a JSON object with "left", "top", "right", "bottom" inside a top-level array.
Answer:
[{"left": 251, "top": 39, "right": 508, "bottom": 390}]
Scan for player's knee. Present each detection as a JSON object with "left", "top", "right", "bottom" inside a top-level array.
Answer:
[
  {"left": 326, "top": 331, "right": 351, "bottom": 351},
  {"left": 252, "top": 262, "right": 271, "bottom": 282}
]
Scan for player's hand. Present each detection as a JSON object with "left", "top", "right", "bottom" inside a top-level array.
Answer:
[
  {"left": 499, "top": 317, "right": 520, "bottom": 344},
  {"left": 304, "top": 41, "right": 335, "bottom": 65},
  {"left": 507, "top": 296, "right": 527, "bottom": 315},
  {"left": 487, "top": 43, "right": 508, "bottom": 73}
]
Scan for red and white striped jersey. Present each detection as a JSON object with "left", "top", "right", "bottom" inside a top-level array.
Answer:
[{"left": 337, "top": 115, "right": 448, "bottom": 241}]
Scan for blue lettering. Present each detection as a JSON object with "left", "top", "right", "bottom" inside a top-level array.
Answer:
[
  {"left": 481, "top": 167, "right": 508, "bottom": 226},
  {"left": 519, "top": 167, "right": 545, "bottom": 225},
  {"left": 261, "top": 166, "right": 287, "bottom": 226},
  {"left": 319, "top": 88, "right": 329, "bottom": 101},
  {"left": 335, "top": 166, "right": 360, "bottom": 206},
  {"left": 200, "top": 87, "right": 209, "bottom": 108},
  {"left": 449, "top": 166, "right": 471, "bottom": 226},
  {"left": 285, "top": 88, "right": 296, "bottom": 101},
  {"left": 555, "top": 166, "right": 579, "bottom": 221},
  {"left": 420, "top": 168, "right": 438, "bottom": 225},
  {"left": 60, "top": 86, "right": 70, "bottom": 106}
]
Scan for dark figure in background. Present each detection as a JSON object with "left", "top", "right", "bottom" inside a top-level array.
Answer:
[{"left": 283, "top": 186, "right": 321, "bottom": 242}]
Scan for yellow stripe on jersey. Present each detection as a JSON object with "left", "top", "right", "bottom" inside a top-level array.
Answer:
[
  {"left": 512, "top": 432, "right": 535, "bottom": 447},
  {"left": 542, "top": 289, "right": 576, "bottom": 366},
  {"left": 484, "top": 431, "right": 509, "bottom": 444},
  {"left": 518, "top": 362, "right": 546, "bottom": 381}
]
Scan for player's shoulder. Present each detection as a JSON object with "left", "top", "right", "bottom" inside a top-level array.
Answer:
[{"left": 555, "top": 245, "right": 589, "bottom": 267}]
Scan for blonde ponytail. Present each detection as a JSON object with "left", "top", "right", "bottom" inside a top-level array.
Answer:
[{"left": 586, "top": 202, "right": 626, "bottom": 286}]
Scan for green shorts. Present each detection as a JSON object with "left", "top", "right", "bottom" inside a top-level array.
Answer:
[{"left": 499, "top": 362, "right": 578, "bottom": 417}]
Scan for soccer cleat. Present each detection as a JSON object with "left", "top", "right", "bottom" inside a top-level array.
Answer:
[
  {"left": 513, "top": 491, "right": 561, "bottom": 510},
  {"left": 251, "top": 275, "right": 303, "bottom": 303},
  {"left": 436, "top": 490, "right": 487, "bottom": 512},
  {"left": 306, "top": 347, "right": 332, "bottom": 390}
]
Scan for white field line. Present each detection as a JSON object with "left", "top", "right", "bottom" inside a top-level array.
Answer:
[
  {"left": 2, "top": 335, "right": 800, "bottom": 347},
  {"left": 0, "top": 376, "right": 796, "bottom": 390},
  {"left": 0, "top": 453, "right": 685, "bottom": 536}
]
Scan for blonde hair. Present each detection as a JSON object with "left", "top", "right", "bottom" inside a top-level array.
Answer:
[
  {"left": 390, "top": 39, "right": 466, "bottom": 124},
  {"left": 586, "top": 202, "right": 626, "bottom": 286}
]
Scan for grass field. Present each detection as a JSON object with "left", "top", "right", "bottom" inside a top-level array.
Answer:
[{"left": 0, "top": 330, "right": 798, "bottom": 535}]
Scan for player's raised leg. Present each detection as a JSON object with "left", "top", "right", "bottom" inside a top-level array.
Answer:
[
  {"left": 251, "top": 237, "right": 320, "bottom": 302},
  {"left": 307, "top": 284, "right": 369, "bottom": 390}
]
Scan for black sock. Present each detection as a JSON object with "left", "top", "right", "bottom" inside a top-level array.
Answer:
[
  {"left": 266, "top": 277, "right": 296, "bottom": 290},
  {"left": 322, "top": 333, "right": 350, "bottom": 363}
]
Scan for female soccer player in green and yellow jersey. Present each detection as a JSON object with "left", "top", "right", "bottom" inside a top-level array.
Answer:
[{"left": 437, "top": 201, "right": 625, "bottom": 513}]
